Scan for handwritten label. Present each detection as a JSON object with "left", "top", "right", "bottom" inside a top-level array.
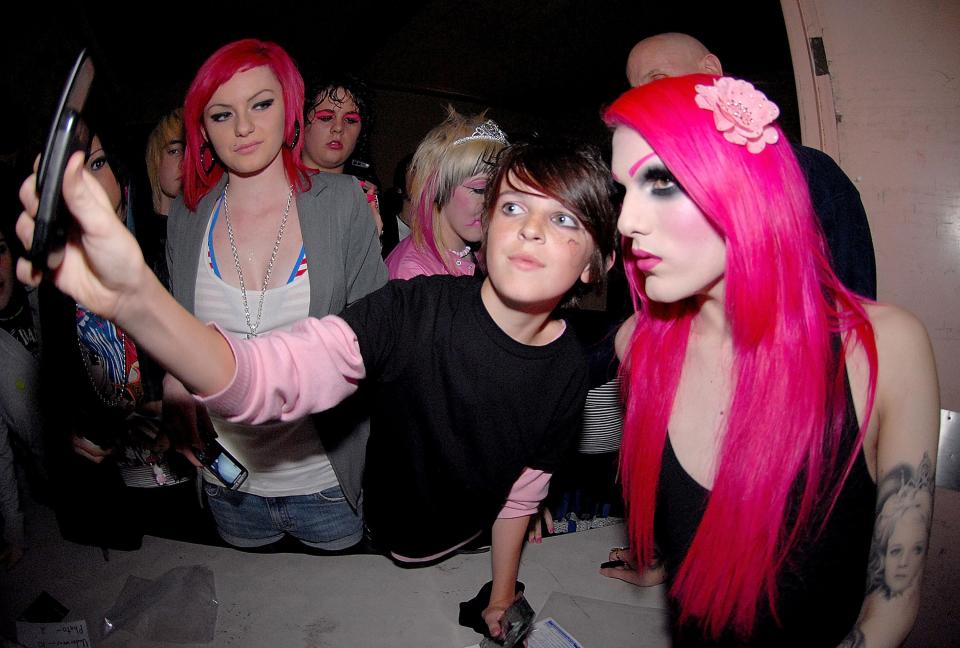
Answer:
[{"left": 15, "top": 620, "right": 91, "bottom": 648}]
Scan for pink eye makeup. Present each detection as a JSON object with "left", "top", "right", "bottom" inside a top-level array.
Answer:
[
  {"left": 628, "top": 152, "right": 657, "bottom": 178},
  {"left": 463, "top": 179, "right": 487, "bottom": 194}
]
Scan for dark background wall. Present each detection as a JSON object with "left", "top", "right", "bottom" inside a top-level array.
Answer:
[{"left": 1, "top": 1, "right": 795, "bottom": 195}]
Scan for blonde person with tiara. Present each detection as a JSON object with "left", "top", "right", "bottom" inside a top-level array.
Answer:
[{"left": 384, "top": 109, "right": 508, "bottom": 279}]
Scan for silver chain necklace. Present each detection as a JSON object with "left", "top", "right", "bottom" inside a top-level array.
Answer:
[{"left": 222, "top": 183, "right": 294, "bottom": 338}]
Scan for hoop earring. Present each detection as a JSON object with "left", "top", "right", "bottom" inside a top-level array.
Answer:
[
  {"left": 200, "top": 142, "right": 217, "bottom": 175},
  {"left": 287, "top": 121, "right": 300, "bottom": 148}
]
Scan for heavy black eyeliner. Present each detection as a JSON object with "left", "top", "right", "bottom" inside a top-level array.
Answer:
[{"left": 643, "top": 165, "right": 682, "bottom": 197}]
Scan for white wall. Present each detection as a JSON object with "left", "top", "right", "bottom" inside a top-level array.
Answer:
[{"left": 784, "top": 0, "right": 960, "bottom": 408}]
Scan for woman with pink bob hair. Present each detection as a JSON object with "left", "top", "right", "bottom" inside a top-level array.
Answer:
[
  {"left": 603, "top": 74, "right": 939, "bottom": 646},
  {"left": 166, "top": 39, "right": 386, "bottom": 551},
  {"left": 181, "top": 39, "right": 308, "bottom": 208}
]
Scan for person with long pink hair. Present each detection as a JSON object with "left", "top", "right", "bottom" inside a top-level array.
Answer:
[{"left": 603, "top": 74, "right": 939, "bottom": 646}]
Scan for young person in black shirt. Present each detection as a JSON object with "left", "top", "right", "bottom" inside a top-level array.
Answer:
[{"left": 16, "top": 138, "right": 617, "bottom": 640}]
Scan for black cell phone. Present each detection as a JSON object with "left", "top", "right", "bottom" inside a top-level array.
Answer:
[
  {"left": 195, "top": 439, "right": 248, "bottom": 490},
  {"left": 31, "top": 49, "right": 95, "bottom": 269},
  {"left": 479, "top": 595, "right": 535, "bottom": 648}
]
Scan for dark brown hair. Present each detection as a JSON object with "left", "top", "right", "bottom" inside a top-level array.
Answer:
[{"left": 482, "top": 138, "right": 617, "bottom": 305}]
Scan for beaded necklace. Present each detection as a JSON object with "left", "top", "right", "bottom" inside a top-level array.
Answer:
[{"left": 75, "top": 306, "right": 138, "bottom": 409}]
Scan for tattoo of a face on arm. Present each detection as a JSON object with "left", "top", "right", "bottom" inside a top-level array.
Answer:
[{"left": 866, "top": 452, "right": 934, "bottom": 600}]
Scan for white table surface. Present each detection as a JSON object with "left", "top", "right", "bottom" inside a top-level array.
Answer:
[{"left": 3, "top": 514, "right": 670, "bottom": 648}]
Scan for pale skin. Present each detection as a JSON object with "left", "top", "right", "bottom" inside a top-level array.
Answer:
[
  {"left": 607, "top": 126, "right": 940, "bottom": 647},
  {"left": 16, "top": 158, "right": 599, "bottom": 640}
]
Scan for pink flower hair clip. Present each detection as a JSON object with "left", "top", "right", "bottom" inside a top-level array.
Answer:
[{"left": 694, "top": 77, "right": 780, "bottom": 154}]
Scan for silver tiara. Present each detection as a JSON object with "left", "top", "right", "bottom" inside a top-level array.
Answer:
[{"left": 453, "top": 119, "right": 509, "bottom": 146}]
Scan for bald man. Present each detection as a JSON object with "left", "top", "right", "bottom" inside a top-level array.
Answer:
[
  {"left": 626, "top": 32, "right": 722, "bottom": 87},
  {"left": 625, "top": 33, "right": 877, "bottom": 299}
]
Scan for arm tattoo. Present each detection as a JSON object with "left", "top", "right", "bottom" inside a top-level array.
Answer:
[
  {"left": 837, "top": 626, "right": 866, "bottom": 648},
  {"left": 865, "top": 452, "right": 934, "bottom": 599}
]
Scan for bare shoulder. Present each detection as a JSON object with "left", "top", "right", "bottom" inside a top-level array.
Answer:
[
  {"left": 863, "top": 302, "right": 935, "bottom": 370},
  {"left": 864, "top": 302, "right": 928, "bottom": 338},
  {"left": 861, "top": 302, "right": 939, "bottom": 451},
  {"left": 845, "top": 302, "right": 938, "bottom": 437}
]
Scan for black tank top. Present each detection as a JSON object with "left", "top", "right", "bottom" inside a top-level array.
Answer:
[{"left": 655, "top": 372, "right": 876, "bottom": 647}]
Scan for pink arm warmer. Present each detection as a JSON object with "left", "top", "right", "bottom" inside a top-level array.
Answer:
[
  {"left": 199, "top": 316, "right": 366, "bottom": 424},
  {"left": 498, "top": 468, "right": 551, "bottom": 519}
]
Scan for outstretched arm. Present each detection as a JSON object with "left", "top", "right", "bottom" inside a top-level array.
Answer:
[
  {"left": 838, "top": 305, "right": 939, "bottom": 648},
  {"left": 17, "top": 152, "right": 234, "bottom": 396}
]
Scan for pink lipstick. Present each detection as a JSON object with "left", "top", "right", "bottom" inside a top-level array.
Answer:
[{"left": 632, "top": 248, "right": 662, "bottom": 271}]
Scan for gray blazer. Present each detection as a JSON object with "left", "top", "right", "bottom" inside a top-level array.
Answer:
[{"left": 166, "top": 172, "right": 388, "bottom": 508}]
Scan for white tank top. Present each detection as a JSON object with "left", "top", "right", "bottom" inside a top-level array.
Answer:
[{"left": 193, "top": 197, "right": 337, "bottom": 496}]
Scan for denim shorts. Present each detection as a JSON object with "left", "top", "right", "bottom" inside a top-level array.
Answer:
[{"left": 203, "top": 483, "right": 363, "bottom": 550}]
